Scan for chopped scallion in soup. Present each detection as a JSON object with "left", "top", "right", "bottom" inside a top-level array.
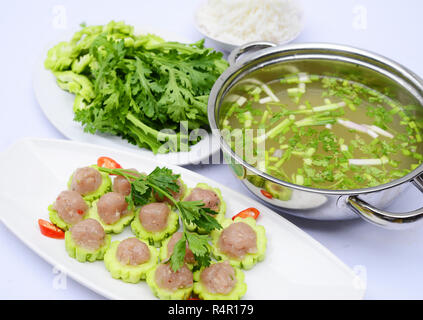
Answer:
[{"left": 220, "top": 73, "right": 423, "bottom": 190}]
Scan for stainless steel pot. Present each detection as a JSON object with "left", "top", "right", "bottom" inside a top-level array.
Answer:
[{"left": 208, "top": 42, "right": 423, "bottom": 228}]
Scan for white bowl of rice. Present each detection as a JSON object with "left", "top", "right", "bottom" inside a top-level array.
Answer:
[{"left": 194, "top": 0, "right": 304, "bottom": 53}]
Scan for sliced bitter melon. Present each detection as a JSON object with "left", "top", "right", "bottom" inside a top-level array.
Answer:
[
  {"left": 146, "top": 264, "right": 193, "bottom": 300},
  {"left": 211, "top": 217, "right": 266, "bottom": 270},
  {"left": 193, "top": 262, "right": 247, "bottom": 300},
  {"left": 67, "top": 165, "right": 111, "bottom": 202},
  {"left": 65, "top": 230, "right": 111, "bottom": 263},
  {"left": 183, "top": 183, "right": 226, "bottom": 234},
  {"left": 104, "top": 240, "right": 158, "bottom": 283},
  {"left": 87, "top": 200, "right": 135, "bottom": 234},
  {"left": 130, "top": 205, "right": 179, "bottom": 247}
]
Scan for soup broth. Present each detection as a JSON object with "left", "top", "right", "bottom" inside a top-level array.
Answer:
[{"left": 220, "top": 73, "right": 423, "bottom": 190}]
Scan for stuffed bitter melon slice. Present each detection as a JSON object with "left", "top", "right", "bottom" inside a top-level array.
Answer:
[
  {"left": 49, "top": 204, "right": 70, "bottom": 230},
  {"left": 146, "top": 263, "right": 193, "bottom": 300},
  {"left": 65, "top": 220, "right": 111, "bottom": 263},
  {"left": 104, "top": 239, "right": 158, "bottom": 283},
  {"left": 131, "top": 203, "right": 179, "bottom": 247},
  {"left": 48, "top": 203, "right": 87, "bottom": 231},
  {"left": 48, "top": 190, "right": 91, "bottom": 230},
  {"left": 87, "top": 199, "right": 135, "bottom": 234},
  {"left": 193, "top": 261, "right": 247, "bottom": 300},
  {"left": 67, "top": 165, "right": 111, "bottom": 202},
  {"left": 183, "top": 183, "right": 226, "bottom": 234},
  {"left": 211, "top": 217, "right": 266, "bottom": 270}
]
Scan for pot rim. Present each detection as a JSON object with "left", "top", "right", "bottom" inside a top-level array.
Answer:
[{"left": 208, "top": 42, "right": 423, "bottom": 196}]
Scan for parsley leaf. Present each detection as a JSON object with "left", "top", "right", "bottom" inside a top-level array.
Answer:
[
  {"left": 146, "top": 167, "right": 180, "bottom": 197},
  {"left": 129, "top": 179, "right": 151, "bottom": 207},
  {"left": 185, "top": 232, "right": 212, "bottom": 268},
  {"left": 169, "top": 237, "right": 187, "bottom": 271},
  {"left": 178, "top": 201, "right": 221, "bottom": 233}
]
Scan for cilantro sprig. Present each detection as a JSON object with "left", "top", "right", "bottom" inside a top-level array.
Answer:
[{"left": 98, "top": 166, "right": 222, "bottom": 271}]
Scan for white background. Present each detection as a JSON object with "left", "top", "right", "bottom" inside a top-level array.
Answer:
[{"left": 1, "top": 0, "right": 423, "bottom": 299}]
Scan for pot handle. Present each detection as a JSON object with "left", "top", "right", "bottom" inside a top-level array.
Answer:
[
  {"left": 346, "top": 177, "right": 423, "bottom": 228},
  {"left": 228, "top": 41, "right": 277, "bottom": 66}
]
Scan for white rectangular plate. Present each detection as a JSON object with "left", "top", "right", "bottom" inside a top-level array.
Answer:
[{"left": 0, "top": 138, "right": 365, "bottom": 300}]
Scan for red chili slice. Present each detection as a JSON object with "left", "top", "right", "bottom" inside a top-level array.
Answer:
[
  {"left": 38, "top": 219, "right": 65, "bottom": 239},
  {"left": 232, "top": 207, "right": 260, "bottom": 220},
  {"left": 260, "top": 189, "right": 273, "bottom": 199},
  {"left": 97, "top": 156, "right": 122, "bottom": 170}
]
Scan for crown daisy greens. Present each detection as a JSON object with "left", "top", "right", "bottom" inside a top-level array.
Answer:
[
  {"left": 44, "top": 21, "right": 229, "bottom": 154},
  {"left": 98, "top": 166, "right": 222, "bottom": 271}
]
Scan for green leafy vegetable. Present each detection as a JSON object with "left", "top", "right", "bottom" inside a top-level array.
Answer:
[
  {"left": 45, "top": 21, "right": 228, "bottom": 153},
  {"left": 169, "top": 237, "right": 187, "bottom": 271}
]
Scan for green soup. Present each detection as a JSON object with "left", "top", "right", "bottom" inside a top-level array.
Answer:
[{"left": 220, "top": 72, "right": 423, "bottom": 190}]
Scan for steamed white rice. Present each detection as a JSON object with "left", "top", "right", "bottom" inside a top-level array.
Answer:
[{"left": 196, "top": 0, "right": 303, "bottom": 45}]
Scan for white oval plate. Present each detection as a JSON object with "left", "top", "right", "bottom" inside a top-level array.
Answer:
[
  {"left": 32, "top": 27, "right": 220, "bottom": 166},
  {"left": 0, "top": 138, "right": 365, "bottom": 300}
]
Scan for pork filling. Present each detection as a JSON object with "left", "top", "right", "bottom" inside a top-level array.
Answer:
[
  {"left": 139, "top": 202, "right": 170, "bottom": 232},
  {"left": 70, "top": 218, "right": 105, "bottom": 251},
  {"left": 218, "top": 222, "right": 257, "bottom": 259},
  {"left": 97, "top": 192, "right": 128, "bottom": 225},
  {"left": 200, "top": 261, "right": 236, "bottom": 295},
  {"left": 155, "top": 263, "right": 193, "bottom": 292},
  {"left": 53, "top": 190, "right": 88, "bottom": 225},
  {"left": 116, "top": 237, "right": 150, "bottom": 266},
  {"left": 184, "top": 187, "right": 220, "bottom": 212},
  {"left": 70, "top": 167, "right": 102, "bottom": 195}
]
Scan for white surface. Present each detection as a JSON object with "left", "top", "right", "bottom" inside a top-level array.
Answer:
[
  {"left": 33, "top": 27, "right": 220, "bottom": 166},
  {"left": 0, "top": 138, "right": 365, "bottom": 300},
  {"left": 1, "top": 0, "right": 423, "bottom": 300}
]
